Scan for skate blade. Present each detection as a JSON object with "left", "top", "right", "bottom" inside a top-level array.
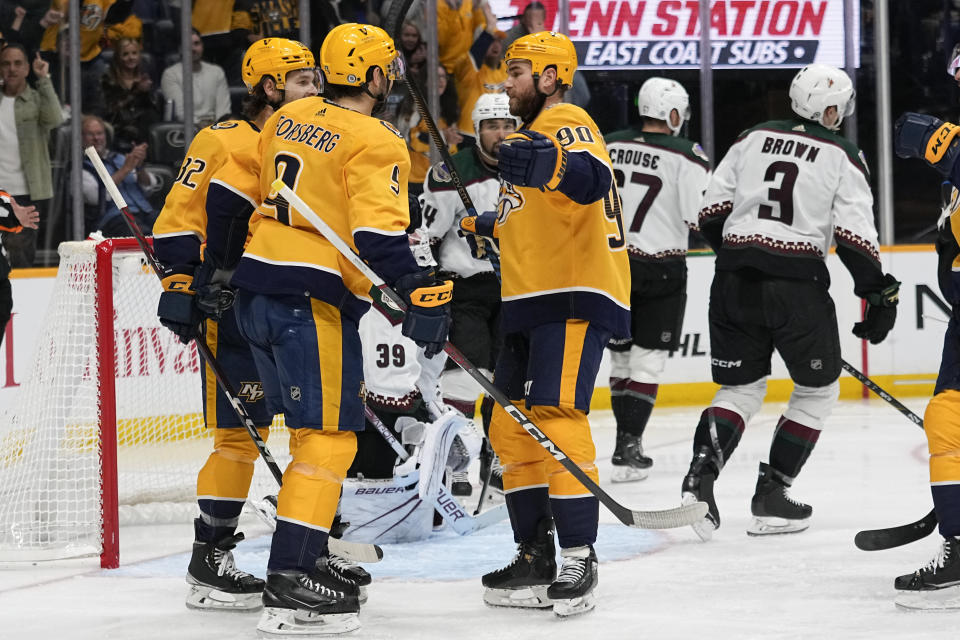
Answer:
[
  {"left": 257, "top": 608, "right": 361, "bottom": 637},
  {"left": 610, "top": 465, "right": 649, "bottom": 483},
  {"left": 895, "top": 585, "right": 960, "bottom": 611},
  {"left": 249, "top": 496, "right": 278, "bottom": 532},
  {"left": 746, "top": 516, "right": 810, "bottom": 536},
  {"left": 483, "top": 585, "right": 553, "bottom": 609},
  {"left": 681, "top": 492, "right": 716, "bottom": 542},
  {"left": 357, "top": 587, "right": 368, "bottom": 606},
  {"left": 185, "top": 584, "right": 263, "bottom": 612},
  {"left": 552, "top": 588, "right": 597, "bottom": 618}
]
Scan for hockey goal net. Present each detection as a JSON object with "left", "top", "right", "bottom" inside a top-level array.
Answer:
[{"left": 0, "top": 239, "right": 288, "bottom": 568}]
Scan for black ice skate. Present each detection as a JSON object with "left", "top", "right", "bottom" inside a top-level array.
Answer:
[
  {"left": 894, "top": 537, "right": 960, "bottom": 610},
  {"left": 610, "top": 432, "right": 653, "bottom": 483},
  {"left": 680, "top": 445, "right": 720, "bottom": 541},
  {"left": 547, "top": 545, "right": 598, "bottom": 617},
  {"left": 747, "top": 462, "right": 812, "bottom": 536},
  {"left": 186, "top": 531, "right": 265, "bottom": 611},
  {"left": 319, "top": 552, "right": 371, "bottom": 605},
  {"left": 482, "top": 518, "right": 557, "bottom": 608},
  {"left": 451, "top": 470, "right": 473, "bottom": 496},
  {"left": 257, "top": 571, "right": 361, "bottom": 637},
  {"left": 479, "top": 451, "right": 504, "bottom": 495}
]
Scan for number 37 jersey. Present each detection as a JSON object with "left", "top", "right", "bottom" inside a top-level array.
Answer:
[
  {"left": 701, "top": 118, "right": 879, "bottom": 276},
  {"left": 604, "top": 129, "right": 710, "bottom": 261}
]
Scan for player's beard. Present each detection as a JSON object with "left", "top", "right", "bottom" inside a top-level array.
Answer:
[{"left": 508, "top": 84, "right": 543, "bottom": 124}]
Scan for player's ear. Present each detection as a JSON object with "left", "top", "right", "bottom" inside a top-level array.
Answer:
[
  {"left": 262, "top": 76, "right": 281, "bottom": 102},
  {"left": 539, "top": 66, "right": 557, "bottom": 94}
]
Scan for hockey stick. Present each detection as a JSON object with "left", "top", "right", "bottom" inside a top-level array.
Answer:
[
  {"left": 84, "top": 147, "right": 383, "bottom": 564},
  {"left": 363, "top": 405, "right": 507, "bottom": 534},
  {"left": 839, "top": 358, "right": 937, "bottom": 551},
  {"left": 272, "top": 178, "right": 708, "bottom": 530}
]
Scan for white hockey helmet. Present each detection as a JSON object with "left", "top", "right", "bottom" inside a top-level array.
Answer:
[
  {"left": 471, "top": 93, "right": 520, "bottom": 140},
  {"left": 789, "top": 64, "right": 855, "bottom": 131},
  {"left": 637, "top": 77, "right": 690, "bottom": 136}
]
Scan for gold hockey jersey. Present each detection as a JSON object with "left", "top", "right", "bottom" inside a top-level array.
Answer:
[
  {"left": 225, "top": 97, "right": 419, "bottom": 323},
  {"left": 497, "top": 103, "right": 630, "bottom": 337}
]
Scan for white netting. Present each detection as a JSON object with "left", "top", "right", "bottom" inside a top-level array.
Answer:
[{"left": 0, "top": 240, "right": 289, "bottom": 562}]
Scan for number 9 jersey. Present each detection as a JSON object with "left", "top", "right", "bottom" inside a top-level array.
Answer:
[{"left": 497, "top": 103, "right": 630, "bottom": 338}]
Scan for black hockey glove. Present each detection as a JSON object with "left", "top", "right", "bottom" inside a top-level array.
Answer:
[
  {"left": 157, "top": 267, "right": 201, "bottom": 344},
  {"left": 193, "top": 261, "right": 236, "bottom": 320},
  {"left": 498, "top": 130, "right": 567, "bottom": 190},
  {"left": 894, "top": 112, "right": 960, "bottom": 181},
  {"left": 458, "top": 211, "right": 500, "bottom": 259},
  {"left": 853, "top": 273, "right": 900, "bottom": 345},
  {"left": 394, "top": 270, "right": 453, "bottom": 358}
]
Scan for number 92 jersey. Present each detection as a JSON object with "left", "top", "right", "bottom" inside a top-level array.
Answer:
[
  {"left": 498, "top": 103, "right": 630, "bottom": 338},
  {"left": 605, "top": 129, "right": 709, "bottom": 261},
  {"left": 701, "top": 118, "right": 879, "bottom": 271}
]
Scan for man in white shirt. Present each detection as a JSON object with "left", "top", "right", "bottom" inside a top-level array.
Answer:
[{"left": 160, "top": 28, "right": 232, "bottom": 128}]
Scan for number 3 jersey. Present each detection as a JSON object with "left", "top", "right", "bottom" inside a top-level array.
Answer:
[
  {"left": 498, "top": 103, "right": 630, "bottom": 337},
  {"left": 605, "top": 129, "right": 710, "bottom": 275},
  {"left": 700, "top": 118, "right": 884, "bottom": 291}
]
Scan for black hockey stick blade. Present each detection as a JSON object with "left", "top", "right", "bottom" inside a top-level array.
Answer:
[{"left": 854, "top": 509, "right": 938, "bottom": 551}]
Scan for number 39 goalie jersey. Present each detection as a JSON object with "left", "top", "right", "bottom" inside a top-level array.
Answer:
[
  {"left": 700, "top": 118, "right": 880, "bottom": 282},
  {"left": 605, "top": 129, "right": 710, "bottom": 261}
]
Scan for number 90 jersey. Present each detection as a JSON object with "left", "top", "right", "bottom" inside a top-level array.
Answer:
[
  {"left": 604, "top": 129, "right": 710, "bottom": 261},
  {"left": 498, "top": 103, "right": 630, "bottom": 338},
  {"left": 701, "top": 118, "right": 879, "bottom": 273}
]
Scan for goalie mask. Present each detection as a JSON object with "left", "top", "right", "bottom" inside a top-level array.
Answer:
[
  {"left": 637, "top": 77, "right": 690, "bottom": 136},
  {"left": 789, "top": 63, "right": 855, "bottom": 131},
  {"left": 242, "top": 37, "right": 316, "bottom": 93}
]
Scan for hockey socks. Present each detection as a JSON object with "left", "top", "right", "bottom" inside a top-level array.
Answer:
[
  {"left": 610, "top": 379, "right": 658, "bottom": 437},
  {"left": 692, "top": 406, "right": 746, "bottom": 468},
  {"left": 768, "top": 416, "right": 821, "bottom": 480}
]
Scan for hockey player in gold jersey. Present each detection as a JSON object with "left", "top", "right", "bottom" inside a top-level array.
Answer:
[
  {"left": 203, "top": 24, "right": 453, "bottom": 635},
  {"left": 152, "top": 37, "right": 318, "bottom": 612},
  {"left": 460, "top": 31, "right": 629, "bottom": 617}
]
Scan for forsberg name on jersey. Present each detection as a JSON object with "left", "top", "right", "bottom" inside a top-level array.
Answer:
[
  {"left": 760, "top": 136, "right": 820, "bottom": 163},
  {"left": 609, "top": 147, "right": 659, "bottom": 170},
  {"left": 274, "top": 114, "right": 341, "bottom": 153}
]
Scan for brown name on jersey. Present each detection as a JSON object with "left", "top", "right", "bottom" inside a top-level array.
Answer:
[{"left": 760, "top": 136, "right": 820, "bottom": 163}]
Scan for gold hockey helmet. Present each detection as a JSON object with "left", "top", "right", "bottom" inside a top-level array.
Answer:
[
  {"left": 242, "top": 38, "right": 315, "bottom": 92},
  {"left": 320, "top": 23, "right": 404, "bottom": 87},
  {"left": 504, "top": 31, "right": 578, "bottom": 87}
]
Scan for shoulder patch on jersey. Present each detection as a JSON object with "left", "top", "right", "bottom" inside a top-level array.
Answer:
[
  {"left": 692, "top": 143, "right": 708, "bottom": 162},
  {"left": 380, "top": 120, "right": 404, "bottom": 139},
  {"left": 858, "top": 150, "right": 871, "bottom": 175},
  {"left": 431, "top": 162, "right": 452, "bottom": 183},
  {"left": 210, "top": 121, "right": 239, "bottom": 130},
  {"left": 792, "top": 124, "right": 807, "bottom": 132}
]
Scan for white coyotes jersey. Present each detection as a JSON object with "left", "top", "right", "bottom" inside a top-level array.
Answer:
[
  {"left": 605, "top": 129, "right": 710, "bottom": 258},
  {"left": 419, "top": 150, "right": 500, "bottom": 278},
  {"left": 702, "top": 119, "right": 878, "bottom": 261}
]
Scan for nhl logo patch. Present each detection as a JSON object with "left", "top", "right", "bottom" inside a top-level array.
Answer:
[
  {"left": 660, "top": 331, "right": 672, "bottom": 343},
  {"left": 290, "top": 386, "right": 302, "bottom": 401},
  {"left": 810, "top": 359, "right": 822, "bottom": 370}
]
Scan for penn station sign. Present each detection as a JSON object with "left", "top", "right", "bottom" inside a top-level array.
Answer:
[{"left": 492, "top": 0, "right": 858, "bottom": 69}]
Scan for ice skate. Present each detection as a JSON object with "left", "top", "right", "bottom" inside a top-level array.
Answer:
[
  {"left": 257, "top": 571, "right": 361, "bottom": 637},
  {"left": 610, "top": 432, "right": 652, "bottom": 483},
  {"left": 186, "top": 531, "right": 265, "bottom": 611},
  {"left": 478, "top": 450, "right": 504, "bottom": 496},
  {"left": 747, "top": 462, "right": 812, "bottom": 536},
  {"left": 482, "top": 518, "right": 556, "bottom": 608},
  {"left": 681, "top": 445, "right": 720, "bottom": 541},
  {"left": 548, "top": 545, "right": 598, "bottom": 617},
  {"left": 451, "top": 470, "right": 472, "bottom": 496},
  {"left": 894, "top": 537, "right": 960, "bottom": 610}
]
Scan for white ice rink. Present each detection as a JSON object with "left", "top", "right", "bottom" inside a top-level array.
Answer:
[{"left": 1, "top": 398, "right": 955, "bottom": 639}]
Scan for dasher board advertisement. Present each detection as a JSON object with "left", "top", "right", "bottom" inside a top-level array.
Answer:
[{"left": 491, "top": 0, "right": 859, "bottom": 70}]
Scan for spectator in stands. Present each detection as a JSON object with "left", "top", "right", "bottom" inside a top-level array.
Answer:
[
  {"left": 406, "top": 64, "right": 460, "bottom": 188},
  {"left": 450, "top": 3, "right": 506, "bottom": 144},
  {"left": 0, "top": 43, "right": 61, "bottom": 268},
  {"left": 81, "top": 114, "right": 160, "bottom": 237},
  {"left": 0, "top": 3, "right": 62, "bottom": 49},
  {"left": 437, "top": 0, "right": 493, "bottom": 71},
  {"left": 399, "top": 20, "right": 426, "bottom": 76},
  {"left": 101, "top": 37, "right": 162, "bottom": 150},
  {"left": 191, "top": 0, "right": 251, "bottom": 85},
  {"left": 0, "top": 191, "right": 38, "bottom": 346},
  {"left": 160, "top": 29, "right": 231, "bottom": 129},
  {"left": 247, "top": 0, "right": 299, "bottom": 40}
]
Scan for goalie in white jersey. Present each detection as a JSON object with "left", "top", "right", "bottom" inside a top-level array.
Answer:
[
  {"left": 680, "top": 64, "right": 901, "bottom": 539},
  {"left": 418, "top": 93, "right": 520, "bottom": 495},
  {"left": 604, "top": 78, "right": 710, "bottom": 482}
]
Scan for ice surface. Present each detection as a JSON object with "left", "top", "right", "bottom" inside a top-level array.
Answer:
[{"left": 1, "top": 400, "right": 955, "bottom": 639}]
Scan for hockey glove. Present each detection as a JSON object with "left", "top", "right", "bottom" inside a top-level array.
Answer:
[
  {"left": 394, "top": 270, "right": 453, "bottom": 358},
  {"left": 458, "top": 210, "right": 500, "bottom": 259},
  {"left": 894, "top": 112, "right": 960, "bottom": 180},
  {"left": 853, "top": 273, "right": 900, "bottom": 344},
  {"left": 193, "top": 261, "right": 236, "bottom": 320},
  {"left": 498, "top": 130, "right": 567, "bottom": 190},
  {"left": 157, "top": 267, "right": 201, "bottom": 344}
]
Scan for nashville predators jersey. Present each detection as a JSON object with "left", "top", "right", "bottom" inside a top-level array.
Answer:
[
  {"left": 497, "top": 103, "right": 630, "bottom": 337},
  {"left": 41, "top": 0, "right": 116, "bottom": 62},
  {"left": 153, "top": 120, "right": 262, "bottom": 270},
  {"left": 451, "top": 54, "right": 506, "bottom": 136},
  {"left": 223, "top": 97, "right": 419, "bottom": 324}
]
